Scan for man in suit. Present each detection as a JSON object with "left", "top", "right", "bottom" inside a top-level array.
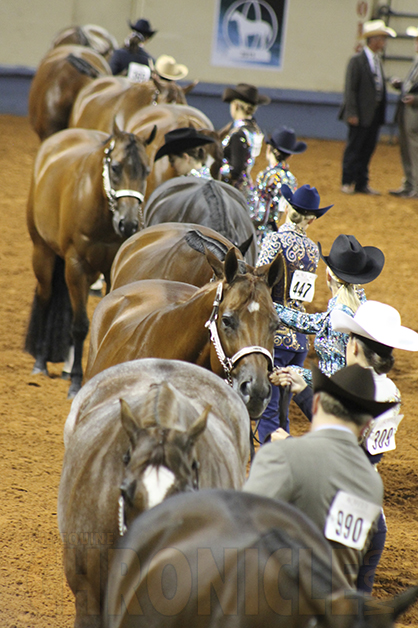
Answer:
[
  {"left": 340, "top": 20, "right": 396, "bottom": 195},
  {"left": 244, "top": 363, "right": 397, "bottom": 589},
  {"left": 389, "top": 27, "right": 418, "bottom": 198}
]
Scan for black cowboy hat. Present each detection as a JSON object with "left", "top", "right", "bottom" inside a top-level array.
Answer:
[
  {"left": 318, "top": 234, "right": 384, "bottom": 284},
  {"left": 281, "top": 184, "right": 333, "bottom": 218},
  {"left": 312, "top": 363, "right": 398, "bottom": 418},
  {"left": 266, "top": 127, "right": 307, "bottom": 155},
  {"left": 154, "top": 127, "right": 215, "bottom": 161},
  {"left": 129, "top": 18, "right": 156, "bottom": 37},
  {"left": 222, "top": 83, "right": 271, "bottom": 106}
]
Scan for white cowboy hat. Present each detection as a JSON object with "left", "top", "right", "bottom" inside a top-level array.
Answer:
[
  {"left": 155, "top": 55, "right": 188, "bottom": 80},
  {"left": 331, "top": 300, "right": 418, "bottom": 351},
  {"left": 361, "top": 19, "right": 396, "bottom": 38},
  {"left": 406, "top": 26, "right": 418, "bottom": 38}
]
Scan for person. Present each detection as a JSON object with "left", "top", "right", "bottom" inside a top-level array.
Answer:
[
  {"left": 244, "top": 363, "right": 398, "bottom": 590},
  {"left": 272, "top": 234, "right": 385, "bottom": 393},
  {"left": 339, "top": 19, "right": 396, "bottom": 195},
  {"left": 271, "top": 300, "right": 418, "bottom": 593},
  {"left": 154, "top": 127, "right": 215, "bottom": 178},
  {"left": 255, "top": 184, "right": 333, "bottom": 443},
  {"left": 389, "top": 26, "right": 418, "bottom": 198},
  {"left": 219, "top": 83, "right": 270, "bottom": 205},
  {"left": 154, "top": 54, "right": 189, "bottom": 82},
  {"left": 109, "top": 18, "right": 156, "bottom": 79},
  {"left": 252, "top": 126, "right": 307, "bottom": 240}
]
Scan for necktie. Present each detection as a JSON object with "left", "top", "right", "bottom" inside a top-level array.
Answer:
[{"left": 373, "top": 54, "right": 383, "bottom": 100}]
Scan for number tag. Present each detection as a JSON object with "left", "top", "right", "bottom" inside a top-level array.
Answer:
[
  {"left": 366, "top": 411, "right": 403, "bottom": 455},
  {"left": 289, "top": 270, "right": 317, "bottom": 303},
  {"left": 127, "top": 62, "right": 151, "bottom": 83},
  {"left": 324, "top": 491, "right": 381, "bottom": 550}
]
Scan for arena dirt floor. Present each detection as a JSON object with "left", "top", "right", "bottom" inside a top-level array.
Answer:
[{"left": 1, "top": 114, "right": 418, "bottom": 627}]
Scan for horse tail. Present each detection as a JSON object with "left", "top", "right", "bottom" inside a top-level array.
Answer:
[
  {"left": 24, "top": 256, "right": 73, "bottom": 363},
  {"left": 201, "top": 181, "right": 237, "bottom": 243},
  {"left": 66, "top": 53, "right": 102, "bottom": 78}
]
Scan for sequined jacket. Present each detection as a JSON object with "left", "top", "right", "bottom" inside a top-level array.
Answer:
[
  {"left": 275, "top": 288, "right": 366, "bottom": 385},
  {"left": 257, "top": 223, "right": 319, "bottom": 353},
  {"left": 252, "top": 163, "right": 297, "bottom": 237}
]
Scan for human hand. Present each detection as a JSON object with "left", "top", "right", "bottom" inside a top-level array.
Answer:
[
  {"left": 390, "top": 77, "right": 402, "bottom": 89},
  {"left": 269, "top": 367, "right": 307, "bottom": 394},
  {"left": 402, "top": 95, "right": 415, "bottom": 105},
  {"left": 271, "top": 427, "right": 290, "bottom": 442},
  {"left": 347, "top": 116, "right": 359, "bottom": 126}
]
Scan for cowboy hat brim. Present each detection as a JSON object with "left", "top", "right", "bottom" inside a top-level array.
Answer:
[
  {"left": 129, "top": 21, "right": 156, "bottom": 36},
  {"left": 154, "top": 135, "right": 215, "bottom": 161},
  {"left": 318, "top": 242, "right": 384, "bottom": 284},
  {"left": 222, "top": 87, "right": 271, "bottom": 106},
  {"left": 406, "top": 26, "right": 418, "bottom": 38},
  {"left": 311, "top": 364, "right": 398, "bottom": 418},
  {"left": 281, "top": 184, "right": 333, "bottom": 217},
  {"left": 266, "top": 137, "right": 307, "bottom": 154},
  {"left": 330, "top": 306, "right": 418, "bottom": 351},
  {"left": 155, "top": 56, "right": 189, "bottom": 81}
]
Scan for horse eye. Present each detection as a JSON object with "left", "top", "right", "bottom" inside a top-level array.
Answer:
[
  {"left": 221, "top": 315, "right": 236, "bottom": 330},
  {"left": 111, "top": 163, "right": 122, "bottom": 178}
]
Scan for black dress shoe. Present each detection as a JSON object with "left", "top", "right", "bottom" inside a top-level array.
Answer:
[
  {"left": 355, "top": 186, "right": 381, "bottom": 195},
  {"left": 389, "top": 187, "right": 413, "bottom": 197}
]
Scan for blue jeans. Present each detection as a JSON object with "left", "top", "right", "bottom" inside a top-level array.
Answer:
[{"left": 257, "top": 346, "right": 307, "bottom": 444}]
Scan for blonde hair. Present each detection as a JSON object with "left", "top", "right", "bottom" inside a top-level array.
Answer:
[
  {"left": 328, "top": 269, "right": 361, "bottom": 312},
  {"left": 287, "top": 205, "right": 317, "bottom": 226},
  {"left": 233, "top": 98, "right": 257, "bottom": 117}
]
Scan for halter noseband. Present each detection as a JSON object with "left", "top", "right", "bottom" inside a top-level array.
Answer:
[
  {"left": 204, "top": 282, "right": 273, "bottom": 385},
  {"left": 102, "top": 139, "right": 145, "bottom": 227}
]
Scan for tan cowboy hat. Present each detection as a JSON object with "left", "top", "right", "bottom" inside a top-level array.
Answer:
[
  {"left": 361, "top": 19, "right": 396, "bottom": 38},
  {"left": 155, "top": 55, "right": 189, "bottom": 81},
  {"left": 406, "top": 26, "right": 418, "bottom": 38}
]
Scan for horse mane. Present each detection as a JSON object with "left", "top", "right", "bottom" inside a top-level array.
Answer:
[
  {"left": 66, "top": 53, "right": 101, "bottom": 78},
  {"left": 194, "top": 180, "right": 237, "bottom": 244},
  {"left": 184, "top": 229, "right": 247, "bottom": 274}
]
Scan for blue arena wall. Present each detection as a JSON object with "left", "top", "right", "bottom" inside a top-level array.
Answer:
[{"left": 0, "top": 66, "right": 398, "bottom": 141}]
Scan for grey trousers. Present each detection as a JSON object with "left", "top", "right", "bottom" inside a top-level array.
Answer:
[{"left": 398, "top": 102, "right": 418, "bottom": 193}]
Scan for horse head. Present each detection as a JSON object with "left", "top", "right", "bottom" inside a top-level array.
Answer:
[
  {"left": 152, "top": 75, "right": 189, "bottom": 105},
  {"left": 205, "top": 247, "right": 283, "bottom": 418},
  {"left": 118, "top": 385, "right": 209, "bottom": 530},
  {"left": 103, "top": 120, "right": 156, "bottom": 238}
]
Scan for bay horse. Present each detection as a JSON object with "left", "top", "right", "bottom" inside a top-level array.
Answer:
[
  {"left": 69, "top": 75, "right": 196, "bottom": 135},
  {"left": 86, "top": 247, "right": 283, "bottom": 418},
  {"left": 110, "top": 223, "right": 254, "bottom": 290},
  {"left": 50, "top": 24, "right": 118, "bottom": 60},
  {"left": 59, "top": 358, "right": 250, "bottom": 628},
  {"left": 28, "top": 44, "right": 112, "bottom": 141},
  {"left": 25, "top": 121, "right": 156, "bottom": 398},
  {"left": 142, "top": 177, "right": 257, "bottom": 261},
  {"left": 105, "top": 489, "right": 418, "bottom": 628},
  {"left": 124, "top": 103, "right": 221, "bottom": 198}
]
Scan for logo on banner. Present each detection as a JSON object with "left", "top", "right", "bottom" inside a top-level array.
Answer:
[{"left": 223, "top": 1, "right": 278, "bottom": 63}]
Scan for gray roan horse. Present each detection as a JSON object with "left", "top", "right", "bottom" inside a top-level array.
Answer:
[
  {"left": 25, "top": 121, "right": 156, "bottom": 398},
  {"left": 104, "top": 489, "right": 418, "bottom": 628},
  {"left": 59, "top": 358, "right": 250, "bottom": 628},
  {"left": 142, "top": 176, "right": 258, "bottom": 263}
]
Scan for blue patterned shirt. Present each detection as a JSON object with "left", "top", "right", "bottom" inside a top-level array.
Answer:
[{"left": 252, "top": 163, "right": 297, "bottom": 238}]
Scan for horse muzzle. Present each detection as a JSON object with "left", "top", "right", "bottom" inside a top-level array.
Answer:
[{"left": 232, "top": 357, "right": 272, "bottom": 419}]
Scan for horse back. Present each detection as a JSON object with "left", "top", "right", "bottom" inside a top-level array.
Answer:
[{"left": 86, "top": 280, "right": 198, "bottom": 381}]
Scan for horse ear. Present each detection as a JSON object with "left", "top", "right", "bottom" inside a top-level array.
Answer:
[
  {"left": 120, "top": 398, "right": 140, "bottom": 447},
  {"left": 187, "top": 405, "right": 210, "bottom": 447},
  {"left": 255, "top": 252, "right": 285, "bottom": 289},
  {"left": 145, "top": 124, "right": 157, "bottom": 146},
  {"left": 112, "top": 116, "right": 123, "bottom": 137},
  {"left": 183, "top": 79, "right": 199, "bottom": 95},
  {"left": 223, "top": 247, "right": 240, "bottom": 284},
  {"left": 237, "top": 234, "right": 254, "bottom": 257},
  {"left": 205, "top": 247, "right": 224, "bottom": 279}
]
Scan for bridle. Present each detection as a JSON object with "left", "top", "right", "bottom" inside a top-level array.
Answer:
[
  {"left": 102, "top": 139, "right": 145, "bottom": 228},
  {"left": 204, "top": 282, "right": 273, "bottom": 385}
]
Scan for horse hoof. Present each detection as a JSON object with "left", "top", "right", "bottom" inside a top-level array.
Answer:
[
  {"left": 67, "top": 382, "right": 81, "bottom": 399},
  {"left": 32, "top": 366, "right": 48, "bottom": 376}
]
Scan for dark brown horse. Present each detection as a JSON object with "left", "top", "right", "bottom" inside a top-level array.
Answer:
[
  {"left": 25, "top": 121, "right": 156, "bottom": 398},
  {"left": 50, "top": 24, "right": 118, "bottom": 59},
  {"left": 86, "top": 248, "right": 283, "bottom": 418},
  {"left": 142, "top": 177, "right": 258, "bottom": 262},
  {"left": 28, "top": 44, "right": 112, "bottom": 141},
  {"left": 69, "top": 75, "right": 196, "bottom": 134},
  {"left": 105, "top": 489, "right": 418, "bottom": 628},
  {"left": 110, "top": 223, "right": 254, "bottom": 290},
  {"left": 60, "top": 359, "right": 250, "bottom": 628}
]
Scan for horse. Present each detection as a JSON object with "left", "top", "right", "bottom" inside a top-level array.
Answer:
[
  {"left": 142, "top": 177, "right": 258, "bottom": 261},
  {"left": 110, "top": 223, "right": 255, "bottom": 290},
  {"left": 25, "top": 121, "right": 156, "bottom": 398},
  {"left": 105, "top": 489, "right": 418, "bottom": 628},
  {"left": 69, "top": 75, "right": 197, "bottom": 135},
  {"left": 85, "top": 247, "right": 283, "bottom": 419},
  {"left": 59, "top": 358, "right": 250, "bottom": 628},
  {"left": 28, "top": 44, "right": 112, "bottom": 141},
  {"left": 124, "top": 103, "right": 221, "bottom": 198},
  {"left": 50, "top": 24, "right": 118, "bottom": 59}
]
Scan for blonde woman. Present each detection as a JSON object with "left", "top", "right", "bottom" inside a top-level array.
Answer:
[{"left": 274, "top": 234, "right": 385, "bottom": 387}]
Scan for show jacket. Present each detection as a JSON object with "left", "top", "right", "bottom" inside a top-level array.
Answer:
[
  {"left": 339, "top": 49, "right": 386, "bottom": 127},
  {"left": 244, "top": 427, "right": 383, "bottom": 589}
]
